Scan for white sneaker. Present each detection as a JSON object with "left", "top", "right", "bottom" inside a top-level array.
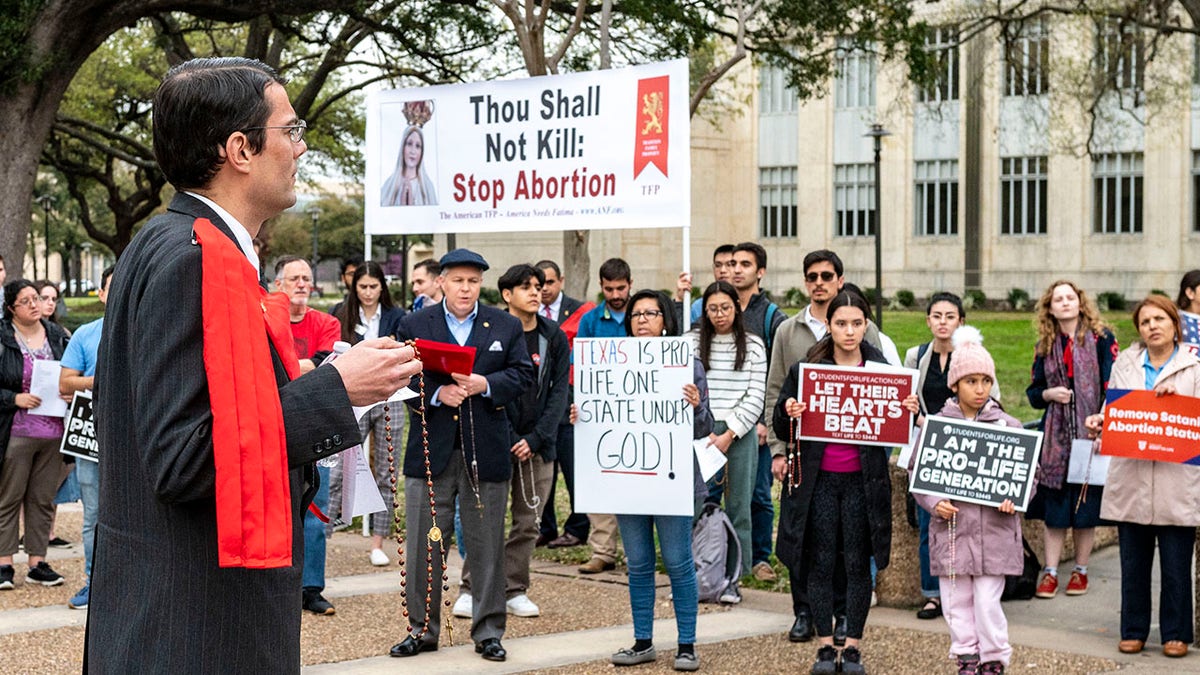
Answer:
[
  {"left": 369, "top": 548, "right": 389, "bottom": 566},
  {"left": 506, "top": 593, "right": 540, "bottom": 617},
  {"left": 453, "top": 592, "right": 473, "bottom": 619},
  {"left": 718, "top": 581, "right": 742, "bottom": 604}
]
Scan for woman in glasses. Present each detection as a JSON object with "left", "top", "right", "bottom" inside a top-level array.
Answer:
[
  {"left": 0, "top": 280, "right": 72, "bottom": 590},
  {"left": 692, "top": 280, "right": 767, "bottom": 601},
  {"left": 381, "top": 125, "right": 437, "bottom": 206}
]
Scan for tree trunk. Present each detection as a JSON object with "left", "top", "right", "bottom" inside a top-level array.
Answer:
[{"left": 562, "top": 229, "right": 590, "bottom": 300}]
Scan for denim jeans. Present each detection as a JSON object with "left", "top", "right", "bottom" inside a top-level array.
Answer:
[
  {"left": 917, "top": 505, "right": 940, "bottom": 598},
  {"left": 75, "top": 459, "right": 99, "bottom": 580},
  {"left": 617, "top": 513, "right": 697, "bottom": 645},
  {"left": 302, "top": 465, "right": 331, "bottom": 590},
  {"left": 750, "top": 442, "right": 775, "bottom": 566}
]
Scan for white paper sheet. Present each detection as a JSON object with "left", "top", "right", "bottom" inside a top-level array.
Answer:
[
  {"left": 1067, "top": 438, "right": 1111, "bottom": 486},
  {"left": 693, "top": 438, "right": 728, "bottom": 482},
  {"left": 29, "top": 360, "right": 68, "bottom": 417},
  {"left": 897, "top": 425, "right": 922, "bottom": 470},
  {"left": 353, "top": 386, "right": 418, "bottom": 422},
  {"left": 341, "top": 445, "right": 386, "bottom": 518}
]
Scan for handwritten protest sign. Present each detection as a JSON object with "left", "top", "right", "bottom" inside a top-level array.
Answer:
[
  {"left": 365, "top": 60, "right": 689, "bottom": 235},
  {"left": 795, "top": 364, "right": 916, "bottom": 447},
  {"left": 60, "top": 391, "right": 97, "bottom": 462},
  {"left": 910, "top": 416, "right": 1043, "bottom": 511},
  {"left": 1101, "top": 389, "right": 1200, "bottom": 464},
  {"left": 574, "top": 337, "right": 694, "bottom": 516}
]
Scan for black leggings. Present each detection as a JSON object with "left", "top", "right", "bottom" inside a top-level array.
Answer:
[{"left": 807, "top": 470, "right": 872, "bottom": 640}]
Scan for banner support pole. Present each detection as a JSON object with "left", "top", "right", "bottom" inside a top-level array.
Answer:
[{"left": 681, "top": 225, "right": 691, "bottom": 332}]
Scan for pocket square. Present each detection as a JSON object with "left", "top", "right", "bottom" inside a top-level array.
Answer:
[{"left": 488, "top": 340, "right": 503, "bottom": 352}]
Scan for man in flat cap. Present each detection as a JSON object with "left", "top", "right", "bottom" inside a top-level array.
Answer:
[{"left": 389, "top": 248, "right": 533, "bottom": 662}]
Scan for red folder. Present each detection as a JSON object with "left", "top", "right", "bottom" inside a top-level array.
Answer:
[{"left": 416, "top": 338, "right": 476, "bottom": 377}]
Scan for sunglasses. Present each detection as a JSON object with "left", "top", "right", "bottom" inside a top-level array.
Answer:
[{"left": 805, "top": 271, "right": 837, "bottom": 283}]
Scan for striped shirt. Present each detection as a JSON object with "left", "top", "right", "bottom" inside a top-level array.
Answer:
[{"left": 692, "top": 332, "right": 767, "bottom": 439}]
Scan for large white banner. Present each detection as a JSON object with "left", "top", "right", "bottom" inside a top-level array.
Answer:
[
  {"left": 365, "top": 59, "right": 690, "bottom": 235},
  {"left": 573, "top": 337, "right": 695, "bottom": 516}
]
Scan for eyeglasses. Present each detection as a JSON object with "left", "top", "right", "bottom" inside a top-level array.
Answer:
[
  {"left": 630, "top": 310, "right": 664, "bottom": 320},
  {"left": 805, "top": 271, "right": 837, "bottom": 283},
  {"left": 705, "top": 304, "right": 735, "bottom": 316},
  {"left": 242, "top": 120, "right": 307, "bottom": 143},
  {"left": 12, "top": 298, "right": 38, "bottom": 309}
]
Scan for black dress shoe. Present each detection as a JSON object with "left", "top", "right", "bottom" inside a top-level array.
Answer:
[
  {"left": 535, "top": 532, "right": 553, "bottom": 547},
  {"left": 788, "top": 611, "right": 815, "bottom": 642},
  {"left": 389, "top": 635, "right": 438, "bottom": 657},
  {"left": 476, "top": 637, "right": 507, "bottom": 661},
  {"left": 833, "top": 614, "right": 848, "bottom": 647},
  {"left": 301, "top": 589, "right": 336, "bottom": 616}
]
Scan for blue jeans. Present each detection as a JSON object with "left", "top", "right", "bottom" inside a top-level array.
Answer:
[
  {"left": 75, "top": 460, "right": 99, "bottom": 580},
  {"left": 302, "top": 465, "right": 331, "bottom": 590},
  {"left": 917, "top": 505, "right": 940, "bottom": 598},
  {"left": 617, "top": 513, "right": 697, "bottom": 645},
  {"left": 750, "top": 442, "right": 774, "bottom": 566}
]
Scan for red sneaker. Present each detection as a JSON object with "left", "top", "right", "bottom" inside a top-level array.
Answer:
[
  {"left": 1035, "top": 573, "right": 1058, "bottom": 598},
  {"left": 1065, "top": 570, "right": 1088, "bottom": 596}
]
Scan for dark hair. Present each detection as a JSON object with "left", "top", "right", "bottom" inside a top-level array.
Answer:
[
  {"left": 712, "top": 244, "right": 735, "bottom": 259},
  {"left": 101, "top": 265, "right": 116, "bottom": 291},
  {"left": 340, "top": 256, "right": 364, "bottom": 276},
  {"left": 1177, "top": 270, "right": 1200, "bottom": 311},
  {"left": 274, "top": 255, "right": 309, "bottom": 279},
  {"left": 3, "top": 280, "right": 37, "bottom": 320},
  {"left": 153, "top": 57, "right": 287, "bottom": 190},
  {"left": 805, "top": 292, "right": 871, "bottom": 363},
  {"left": 926, "top": 291, "right": 965, "bottom": 319},
  {"left": 497, "top": 263, "right": 545, "bottom": 294},
  {"left": 840, "top": 282, "right": 873, "bottom": 323},
  {"left": 697, "top": 281, "right": 747, "bottom": 371},
  {"left": 336, "top": 261, "right": 394, "bottom": 343},
  {"left": 1133, "top": 294, "right": 1183, "bottom": 346},
  {"left": 733, "top": 242, "right": 767, "bottom": 270},
  {"left": 413, "top": 258, "right": 440, "bottom": 277},
  {"left": 802, "top": 249, "right": 843, "bottom": 277},
  {"left": 598, "top": 257, "right": 631, "bottom": 283},
  {"left": 623, "top": 289, "right": 679, "bottom": 337},
  {"left": 34, "top": 280, "right": 61, "bottom": 325},
  {"left": 534, "top": 259, "right": 562, "bottom": 278}
]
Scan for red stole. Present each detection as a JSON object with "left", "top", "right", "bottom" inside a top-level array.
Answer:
[{"left": 193, "top": 218, "right": 301, "bottom": 568}]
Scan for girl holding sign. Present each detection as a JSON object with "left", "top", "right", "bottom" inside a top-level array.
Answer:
[
  {"left": 1025, "top": 280, "right": 1118, "bottom": 599},
  {"left": 1085, "top": 295, "right": 1200, "bottom": 658},
  {"left": 911, "top": 327, "right": 1026, "bottom": 675},
  {"left": 773, "top": 292, "right": 918, "bottom": 675}
]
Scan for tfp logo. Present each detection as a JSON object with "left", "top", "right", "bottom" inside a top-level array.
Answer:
[{"left": 1138, "top": 441, "right": 1148, "bottom": 451}]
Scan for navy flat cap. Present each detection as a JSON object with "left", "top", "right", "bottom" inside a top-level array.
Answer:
[{"left": 439, "top": 248, "right": 490, "bottom": 271}]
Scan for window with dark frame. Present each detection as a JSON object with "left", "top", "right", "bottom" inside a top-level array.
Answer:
[
  {"left": 1097, "top": 18, "right": 1145, "bottom": 91},
  {"left": 1093, "top": 152, "right": 1143, "bottom": 234},
  {"left": 834, "top": 163, "right": 876, "bottom": 237},
  {"left": 759, "top": 166, "right": 798, "bottom": 238},
  {"left": 915, "top": 160, "right": 958, "bottom": 236},
  {"left": 918, "top": 26, "right": 959, "bottom": 103},
  {"left": 1000, "top": 157, "right": 1048, "bottom": 235}
]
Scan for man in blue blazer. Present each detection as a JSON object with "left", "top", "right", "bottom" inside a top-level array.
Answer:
[{"left": 389, "top": 249, "right": 534, "bottom": 662}]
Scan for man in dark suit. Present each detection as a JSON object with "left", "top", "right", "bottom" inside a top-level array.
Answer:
[
  {"left": 533, "top": 259, "right": 591, "bottom": 549},
  {"left": 86, "top": 57, "right": 421, "bottom": 673},
  {"left": 389, "top": 249, "right": 534, "bottom": 663}
]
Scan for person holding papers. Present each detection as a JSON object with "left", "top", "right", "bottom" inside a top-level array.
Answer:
[
  {"left": 1085, "top": 294, "right": 1200, "bottom": 659},
  {"left": 773, "top": 291, "right": 918, "bottom": 675},
  {"left": 0, "top": 280, "right": 71, "bottom": 590},
  {"left": 909, "top": 326, "right": 1027, "bottom": 675},
  {"left": 1024, "top": 280, "right": 1117, "bottom": 599}
]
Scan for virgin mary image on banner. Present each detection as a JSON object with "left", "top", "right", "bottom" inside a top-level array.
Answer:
[{"left": 381, "top": 99, "right": 438, "bottom": 206}]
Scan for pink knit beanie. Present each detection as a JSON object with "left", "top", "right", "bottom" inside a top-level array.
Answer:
[{"left": 946, "top": 325, "right": 996, "bottom": 387}]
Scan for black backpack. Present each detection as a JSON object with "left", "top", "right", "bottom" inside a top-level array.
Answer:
[{"left": 1001, "top": 536, "right": 1041, "bottom": 601}]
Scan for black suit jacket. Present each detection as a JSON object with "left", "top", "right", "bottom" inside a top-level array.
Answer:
[
  {"left": 85, "top": 193, "right": 362, "bottom": 673},
  {"left": 396, "top": 302, "right": 533, "bottom": 483},
  {"left": 505, "top": 314, "right": 569, "bottom": 462}
]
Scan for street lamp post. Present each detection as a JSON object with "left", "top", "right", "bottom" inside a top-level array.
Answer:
[
  {"left": 864, "top": 124, "right": 891, "bottom": 330},
  {"left": 35, "top": 194, "right": 53, "bottom": 282},
  {"left": 306, "top": 204, "right": 321, "bottom": 287}
]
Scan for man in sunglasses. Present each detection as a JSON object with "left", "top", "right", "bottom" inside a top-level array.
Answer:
[{"left": 763, "top": 249, "right": 884, "bottom": 646}]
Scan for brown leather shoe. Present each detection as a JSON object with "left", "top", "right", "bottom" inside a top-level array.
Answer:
[
  {"left": 578, "top": 557, "right": 616, "bottom": 574},
  {"left": 1117, "top": 639, "right": 1144, "bottom": 654},
  {"left": 548, "top": 533, "right": 583, "bottom": 548},
  {"left": 1163, "top": 640, "right": 1189, "bottom": 658}
]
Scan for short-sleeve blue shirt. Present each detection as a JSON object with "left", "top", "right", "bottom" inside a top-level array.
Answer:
[{"left": 61, "top": 317, "right": 103, "bottom": 377}]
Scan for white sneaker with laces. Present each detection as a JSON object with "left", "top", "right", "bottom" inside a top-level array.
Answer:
[
  {"left": 506, "top": 593, "right": 540, "bottom": 617},
  {"left": 718, "top": 581, "right": 742, "bottom": 604},
  {"left": 369, "top": 548, "right": 389, "bottom": 566},
  {"left": 452, "top": 592, "right": 473, "bottom": 619}
]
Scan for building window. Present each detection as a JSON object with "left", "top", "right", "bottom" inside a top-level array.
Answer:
[
  {"left": 1093, "top": 152, "right": 1143, "bottom": 234},
  {"left": 760, "top": 166, "right": 798, "bottom": 238},
  {"left": 915, "top": 160, "right": 958, "bottom": 235},
  {"left": 759, "top": 65, "right": 798, "bottom": 114},
  {"left": 834, "top": 163, "right": 876, "bottom": 237},
  {"left": 1003, "top": 18, "right": 1049, "bottom": 96},
  {"left": 1097, "top": 18, "right": 1144, "bottom": 91},
  {"left": 918, "top": 26, "right": 959, "bottom": 103},
  {"left": 1192, "top": 151, "right": 1200, "bottom": 232},
  {"left": 1000, "top": 157, "right": 1048, "bottom": 235},
  {"left": 835, "top": 38, "right": 876, "bottom": 109}
]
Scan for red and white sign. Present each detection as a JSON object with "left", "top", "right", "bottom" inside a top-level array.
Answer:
[
  {"left": 1101, "top": 389, "right": 1200, "bottom": 464},
  {"left": 795, "top": 364, "right": 917, "bottom": 447}
]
